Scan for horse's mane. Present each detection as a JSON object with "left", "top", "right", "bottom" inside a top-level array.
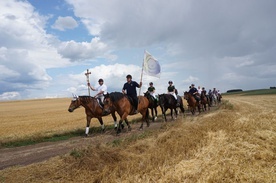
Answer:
[
  {"left": 78, "top": 96, "right": 95, "bottom": 104},
  {"left": 108, "top": 92, "right": 125, "bottom": 102}
]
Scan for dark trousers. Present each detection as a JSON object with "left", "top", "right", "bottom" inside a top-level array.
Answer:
[{"left": 129, "top": 95, "right": 138, "bottom": 110}]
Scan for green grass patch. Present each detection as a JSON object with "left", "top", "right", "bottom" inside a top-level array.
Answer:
[
  {"left": 0, "top": 125, "right": 114, "bottom": 148},
  {"left": 223, "top": 89, "right": 276, "bottom": 96}
]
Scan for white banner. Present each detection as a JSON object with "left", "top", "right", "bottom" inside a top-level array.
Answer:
[{"left": 143, "top": 50, "right": 161, "bottom": 78}]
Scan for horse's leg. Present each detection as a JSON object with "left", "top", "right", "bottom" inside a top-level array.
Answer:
[
  {"left": 174, "top": 108, "right": 178, "bottom": 120},
  {"left": 117, "top": 119, "right": 123, "bottom": 134},
  {"left": 153, "top": 107, "right": 158, "bottom": 121},
  {"left": 198, "top": 103, "right": 201, "bottom": 114},
  {"left": 97, "top": 117, "right": 105, "bottom": 133},
  {"left": 111, "top": 112, "right": 118, "bottom": 129},
  {"left": 121, "top": 112, "right": 130, "bottom": 132},
  {"left": 141, "top": 108, "right": 150, "bottom": 128},
  {"left": 85, "top": 115, "right": 92, "bottom": 136},
  {"left": 163, "top": 107, "right": 168, "bottom": 122},
  {"left": 124, "top": 118, "right": 131, "bottom": 131},
  {"left": 151, "top": 108, "right": 155, "bottom": 122}
]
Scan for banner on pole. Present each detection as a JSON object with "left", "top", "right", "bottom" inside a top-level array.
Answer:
[{"left": 143, "top": 50, "right": 161, "bottom": 78}]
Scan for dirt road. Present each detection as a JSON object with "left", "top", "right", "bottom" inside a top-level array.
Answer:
[{"left": 0, "top": 118, "right": 173, "bottom": 170}]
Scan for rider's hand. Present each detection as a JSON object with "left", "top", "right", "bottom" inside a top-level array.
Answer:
[{"left": 87, "top": 83, "right": 90, "bottom": 86}]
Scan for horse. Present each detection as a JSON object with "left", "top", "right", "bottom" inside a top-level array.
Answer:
[
  {"left": 211, "top": 93, "right": 218, "bottom": 106},
  {"left": 183, "top": 92, "right": 200, "bottom": 115},
  {"left": 200, "top": 92, "right": 210, "bottom": 111},
  {"left": 217, "top": 93, "right": 222, "bottom": 104},
  {"left": 158, "top": 94, "right": 185, "bottom": 121},
  {"left": 102, "top": 92, "right": 149, "bottom": 134},
  {"left": 68, "top": 95, "right": 117, "bottom": 136},
  {"left": 144, "top": 91, "right": 158, "bottom": 122}
]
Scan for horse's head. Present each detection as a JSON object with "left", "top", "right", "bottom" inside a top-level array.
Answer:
[
  {"left": 158, "top": 94, "right": 166, "bottom": 106},
  {"left": 68, "top": 95, "right": 81, "bottom": 112},
  {"left": 183, "top": 91, "right": 189, "bottom": 100},
  {"left": 102, "top": 93, "right": 112, "bottom": 115},
  {"left": 144, "top": 91, "right": 150, "bottom": 98}
]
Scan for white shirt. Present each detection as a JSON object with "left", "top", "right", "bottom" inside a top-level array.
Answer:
[
  {"left": 94, "top": 84, "right": 107, "bottom": 97},
  {"left": 198, "top": 88, "right": 202, "bottom": 95}
]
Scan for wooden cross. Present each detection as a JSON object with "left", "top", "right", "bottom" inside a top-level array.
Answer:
[{"left": 85, "top": 69, "right": 91, "bottom": 96}]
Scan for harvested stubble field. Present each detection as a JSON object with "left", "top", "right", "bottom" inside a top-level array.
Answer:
[{"left": 0, "top": 94, "right": 275, "bottom": 182}]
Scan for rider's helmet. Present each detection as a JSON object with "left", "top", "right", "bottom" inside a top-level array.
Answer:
[
  {"left": 98, "top": 78, "right": 104, "bottom": 82},
  {"left": 168, "top": 81, "right": 173, "bottom": 84},
  {"left": 191, "top": 84, "right": 195, "bottom": 87},
  {"left": 126, "top": 74, "right": 132, "bottom": 79},
  {"left": 149, "top": 82, "right": 153, "bottom": 85}
]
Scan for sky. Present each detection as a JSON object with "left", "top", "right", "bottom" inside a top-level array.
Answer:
[{"left": 0, "top": 0, "right": 275, "bottom": 100}]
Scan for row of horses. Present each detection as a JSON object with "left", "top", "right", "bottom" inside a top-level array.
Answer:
[{"left": 68, "top": 91, "right": 221, "bottom": 136}]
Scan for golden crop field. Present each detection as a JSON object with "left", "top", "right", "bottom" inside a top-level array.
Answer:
[
  {"left": 0, "top": 98, "right": 121, "bottom": 143},
  {"left": 0, "top": 95, "right": 275, "bottom": 182}
]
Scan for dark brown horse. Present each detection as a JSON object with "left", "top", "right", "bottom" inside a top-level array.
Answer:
[
  {"left": 144, "top": 91, "right": 158, "bottom": 122},
  {"left": 158, "top": 94, "right": 185, "bottom": 121},
  {"left": 103, "top": 92, "right": 149, "bottom": 134},
  {"left": 184, "top": 92, "right": 200, "bottom": 115},
  {"left": 200, "top": 91, "right": 210, "bottom": 111},
  {"left": 68, "top": 95, "right": 117, "bottom": 136}
]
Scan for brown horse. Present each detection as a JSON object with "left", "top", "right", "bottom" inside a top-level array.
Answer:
[
  {"left": 103, "top": 92, "right": 149, "bottom": 134},
  {"left": 184, "top": 92, "right": 200, "bottom": 115},
  {"left": 200, "top": 91, "right": 210, "bottom": 111},
  {"left": 68, "top": 95, "right": 117, "bottom": 136}
]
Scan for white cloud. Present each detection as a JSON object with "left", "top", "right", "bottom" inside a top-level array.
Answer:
[
  {"left": 0, "top": 92, "right": 21, "bottom": 101},
  {"left": 58, "top": 37, "right": 116, "bottom": 61},
  {"left": 52, "top": 16, "right": 78, "bottom": 31},
  {"left": 0, "top": 0, "right": 71, "bottom": 98}
]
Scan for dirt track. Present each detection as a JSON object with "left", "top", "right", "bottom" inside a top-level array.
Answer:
[{"left": 0, "top": 117, "right": 177, "bottom": 170}]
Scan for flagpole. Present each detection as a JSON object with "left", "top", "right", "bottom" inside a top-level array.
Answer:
[{"left": 138, "top": 50, "right": 145, "bottom": 97}]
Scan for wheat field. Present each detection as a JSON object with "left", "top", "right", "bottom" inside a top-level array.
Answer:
[{"left": 0, "top": 95, "right": 275, "bottom": 182}]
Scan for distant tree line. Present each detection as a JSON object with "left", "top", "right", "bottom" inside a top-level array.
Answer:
[
  {"left": 227, "top": 89, "right": 243, "bottom": 93},
  {"left": 270, "top": 87, "right": 276, "bottom": 89}
]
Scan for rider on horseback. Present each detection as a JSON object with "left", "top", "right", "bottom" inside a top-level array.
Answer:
[
  {"left": 88, "top": 78, "right": 107, "bottom": 107},
  {"left": 189, "top": 84, "right": 200, "bottom": 102},
  {"left": 148, "top": 82, "right": 158, "bottom": 104},
  {"left": 122, "top": 74, "right": 142, "bottom": 114},
  {"left": 167, "top": 81, "right": 179, "bottom": 106}
]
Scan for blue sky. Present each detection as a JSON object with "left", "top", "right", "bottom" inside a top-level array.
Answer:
[{"left": 0, "top": 0, "right": 276, "bottom": 100}]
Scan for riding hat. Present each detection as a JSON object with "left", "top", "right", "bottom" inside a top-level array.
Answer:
[
  {"left": 191, "top": 83, "right": 195, "bottom": 86},
  {"left": 168, "top": 81, "right": 173, "bottom": 84},
  {"left": 149, "top": 82, "right": 153, "bottom": 85},
  {"left": 126, "top": 74, "right": 132, "bottom": 79},
  {"left": 98, "top": 78, "right": 104, "bottom": 82}
]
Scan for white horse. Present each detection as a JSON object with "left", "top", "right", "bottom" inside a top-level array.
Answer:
[{"left": 211, "top": 93, "right": 218, "bottom": 106}]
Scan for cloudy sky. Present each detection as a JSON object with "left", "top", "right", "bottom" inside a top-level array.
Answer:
[{"left": 0, "top": 0, "right": 275, "bottom": 100}]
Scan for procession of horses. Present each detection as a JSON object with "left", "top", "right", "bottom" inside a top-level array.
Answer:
[{"left": 68, "top": 86, "right": 222, "bottom": 136}]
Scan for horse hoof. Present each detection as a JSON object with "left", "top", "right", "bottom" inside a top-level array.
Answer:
[
  {"left": 121, "top": 124, "right": 125, "bottom": 129},
  {"left": 114, "top": 127, "right": 117, "bottom": 130}
]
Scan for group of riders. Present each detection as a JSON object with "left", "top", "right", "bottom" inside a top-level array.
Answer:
[{"left": 87, "top": 74, "right": 222, "bottom": 113}]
